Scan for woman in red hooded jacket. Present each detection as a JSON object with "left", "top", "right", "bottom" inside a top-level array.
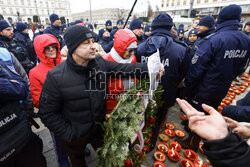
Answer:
[
  {"left": 104, "top": 29, "right": 138, "bottom": 114},
  {"left": 29, "top": 34, "right": 71, "bottom": 167},
  {"left": 29, "top": 34, "right": 62, "bottom": 108}
]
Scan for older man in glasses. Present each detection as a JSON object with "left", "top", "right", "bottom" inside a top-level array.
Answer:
[{"left": 38, "top": 25, "right": 164, "bottom": 167}]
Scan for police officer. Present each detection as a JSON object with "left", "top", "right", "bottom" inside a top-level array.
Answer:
[
  {"left": 243, "top": 21, "right": 250, "bottom": 36},
  {"left": 0, "top": 20, "right": 35, "bottom": 75},
  {"left": 185, "top": 15, "right": 215, "bottom": 71},
  {"left": 44, "top": 13, "right": 64, "bottom": 48},
  {"left": 136, "top": 13, "right": 188, "bottom": 145},
  {"left": 142, "top": 24, "right": 151, "bottom": 41},
  {"left": 184, "top": 4, "right": 249, "bottom": 112},
  {"left": 105, "top": 20, "right": 112, "bottom": 33},
  {"left": 129, "top": 18, "right": 144, "bottom": 45},
  {"left": 110, "top": 19, "right": 124, "bottom": 40},
  {"left": 98, "top": 28, "right": 113, "bottom": 53},
  {"left": 14, "top": 22, "right": 37, "bottom": 74},
  {"left": 33, "top": 24, "right": 44, "bottom": 40}
]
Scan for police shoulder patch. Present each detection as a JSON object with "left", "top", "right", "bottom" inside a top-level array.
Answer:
[{"left": 192, "top": 54, "right": 199, "bottom": 64}]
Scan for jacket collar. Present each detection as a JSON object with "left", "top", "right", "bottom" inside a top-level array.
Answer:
[
  {"left": 151, "top": 28, "right": 173, "bottom": 39},
  {"left": 66, "top": 54, "right": 98, "bottom": 74},
  {"left": 110, "top": 47, "right": 133, "bottom": 63},
  {"left": 216, "top": 20, "right": 239, "bottom": 32},
  {"left": 0, "top": 35, "right": 12, "bottom": 42},
  {"left": 51, "top": 24, "right": 60, "bottom": 31},
  {"left": 198, "top": 27, "right": 215, "bottom": 39}
]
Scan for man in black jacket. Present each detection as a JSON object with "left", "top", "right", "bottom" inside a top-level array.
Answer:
[{"left": 39, "top": 25, "right": 163, "bottom": 167}]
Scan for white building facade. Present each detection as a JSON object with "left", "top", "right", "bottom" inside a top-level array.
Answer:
[
  {"left": 0, "top": 0, "right": 72, "bottom": 25},
  {"left": 159, "top": 0, "right": 250, "bottom": 20},
  {"left": 72, "top": 8, "right": 130, "bottom": 25}
]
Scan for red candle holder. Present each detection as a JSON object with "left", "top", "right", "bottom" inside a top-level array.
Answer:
[
  {"left": 207, "top": 162, "right": 212, "bottom": 167},
  {"left": 157, "top": 143, "right": 169, "bottom": 153},
  {"left": 217, "top": 106, "right": 223, "bottom": 112},
  {"left": 175, "top": 129, "right": 185, "bottom": 138},
  {"left": 167, "top": 148, "right": 180, "bottom": 162},
  {"left": 235, "top": 89, "right": 242, "bottom": 95},
  {"left": 220, "top": 102, "right": 226, "bottom": 107},
  {"left": 235, "top": 82, "right": 242, "bottom": 86},
  {"left": 169, "top": 141, "right": 182, "bottom": 152},
  {"left": 230, "top": 84, "right": 236, "bottom": 88},
  {"left": 242, "top": 82, "right": 249, "bottom": 87},
  {"left": 154, "top": 151, "right": 166, "bottom": 162},
  {"left": 159, "top": 133, "right": 170, "bottom": 142},
  {"left": 184, "top": 149, "right": 198, "bottom": 161},
  {"left": 165, "top": 129, "right": 175, "bottom": 137},
  {"left": 180, "top": 158, "right": 194, "bottom": 167},
  {"left": 166, "top": 122, "right": 175, "bottom": 129},
  {"left": 199, "top": 144, "right": 204, "bottom": 154},
  {"left": 154, "top": 161, "right": 167, "bottom": 167},
  {"left": 194, "top": 160, "right": 207, "bottom": 167}
]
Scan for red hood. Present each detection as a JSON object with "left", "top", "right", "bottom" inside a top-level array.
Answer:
[
  {"left": 34, "top": 34, "right": 61, "bottom": 66},
  {"left": 113, "top": 29, "right": 138, "bottom": 57}
]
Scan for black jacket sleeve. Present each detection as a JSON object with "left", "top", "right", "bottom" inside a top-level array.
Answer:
[
  {"left": 39, "top": 71, "right": 75, "bottom": 142},
  {"left": 203, "top": 128, "right": 250, "bottom": 167},
  {"left": 102, "top": 57, "right": 149, "bottom": 79}
]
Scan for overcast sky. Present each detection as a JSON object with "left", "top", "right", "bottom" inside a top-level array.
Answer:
[{"left": 70, "top": 0, "right": 159, "bottom": 14}]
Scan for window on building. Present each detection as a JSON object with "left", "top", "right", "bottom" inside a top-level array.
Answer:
[
  {"left": 23, "top": 8, "right": 26, "bottom": 15},
  {"left": 40, "top": 1, "right": 43, "bottom": 7},
  {"left": 171, "top": 2, "right": 174, "bottom": 6},
  {"left": 2, "top": 8, "right": 6, "bottom": 14},
  {"left": 0, "top": 0, "right": 3, "bottom": 4},
  {"left": 177, "top": 1, "right": 180, "bottom": 6},
  {"left": 9, "top": 8, "right": 13, "bottom": 14},
  {"left": 29, "top": 9, "right": 32, "bottom": 15},
  {"left": 197, "top": 0, "right": 201, "bottom": 3},
  {"left": 183, "top": 0, "right": 187, "bottom": 5},
  {"left": 27, "top": 0, "right": 31, "bottom": 6},
  {"left": 21, "top": 0, "right": 24, "bottom": 5},
  {"left": 205, "top": 0, "right": 209, "bottom": 2},
  {"left": 161, "top": 3, "right": 164, "bottom": 7},
  {"left": 213, "top": 0, "right": 217, "bottom": 1},
  {"left": 166, "top": 3, "right": 169, "bottom": 7}
]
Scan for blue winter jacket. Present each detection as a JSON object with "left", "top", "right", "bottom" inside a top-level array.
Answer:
[
  {"left": 136, "top": 28, "right": 188, "bottom": 106},
  {"left": 43, "top": 25, "right": 64, "bottom": 48},
  {"left": 14, "top": 32, "right": 37, "bottom": 65},
  {"left": 184, "top": 20, "right": 250, "bottom": 102},
  {"left": 222, "top": 92, "right": 250, "bottom": 122},
  {"left": 98, "top": 37, "right": 113, "bottom": 53}
]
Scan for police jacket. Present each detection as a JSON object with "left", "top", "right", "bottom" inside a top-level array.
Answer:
[
  {"left": 222, "top": 92, "right": 250, "bottom": 122},
  {"left": 98, "top": 37, "right": 113, "bottom": 53},
  {"left": 0, "top": 35, "right": 34, "bottom": 73},
  {"left": 43, "top": 25, "right": 64, "bottom": 48},
  {"left": 186, "top": 28, "right": 215, "bottom": 70},
  {"left": 136, "top": 28, "right": 187, "bottom": 107},
  {"left": 33, "top": 31, "right": 43, "bottom": 40},
  {"left": 203, "top": 129, "right": 250, "bottom": 167},
  {"left": 184, "top": 20, "right": 250, "bottom": 102},
  {"left": 14, "top": 32, "right": 37, "bottom": 65},
  {"left": 39, "top": 54, "right": 148, "bottom": 142}
]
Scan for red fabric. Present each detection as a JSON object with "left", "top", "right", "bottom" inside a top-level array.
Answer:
[
  {"left": 104, "top": 29, "right": 138, "bottom": 114},
  {"left": 113, "top": 29, "right": 138, "bottom": 57},
  {"left": 29, "top": 34, "right": 62, "bottom": 108}
]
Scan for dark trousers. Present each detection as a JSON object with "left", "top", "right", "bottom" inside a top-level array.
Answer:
[
  {"left": 2, "top": 132, "right": 47, "bottom": 167},
  {"left": 62, "top": 125, "right": 104, "bottom": 167}
]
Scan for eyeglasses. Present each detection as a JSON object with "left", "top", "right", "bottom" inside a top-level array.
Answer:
[
  {"left": 44, "top": 45, "right": 57, "bottom": 51},
  {"left": 127, "top": 48, "right": 135, "bottom": 54}
]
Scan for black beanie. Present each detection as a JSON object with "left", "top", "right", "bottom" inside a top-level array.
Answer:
[
  {"left": 198, "top": 15, "right": 215, "bottom": 28},
  {"left": 64, "top": 25, "right": 94, "bottom": 55},
  {"left": 217, "top": 4, "right": 242, "bottom": 24},
  {"left": 151, "top": 13, "right": 173, "bottom": 31}
]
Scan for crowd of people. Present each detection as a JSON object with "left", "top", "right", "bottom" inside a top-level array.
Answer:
[{"left": 0, "top": 3, "right": 249, "bottom": 167}]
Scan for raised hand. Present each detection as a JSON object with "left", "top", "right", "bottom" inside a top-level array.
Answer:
[{"left": 176, "top": 98, "right": 228, "bottom": 140}]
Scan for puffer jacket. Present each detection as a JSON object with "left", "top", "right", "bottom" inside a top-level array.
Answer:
[
  {"left": 29, "top": 34, "right": 61, "bottom": 108},
  {"left": 104, "top": 29, "right": 138, "bottom": 114},
  {"left": 38, "top": 54, "right": 148, "bottom": 142}
]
